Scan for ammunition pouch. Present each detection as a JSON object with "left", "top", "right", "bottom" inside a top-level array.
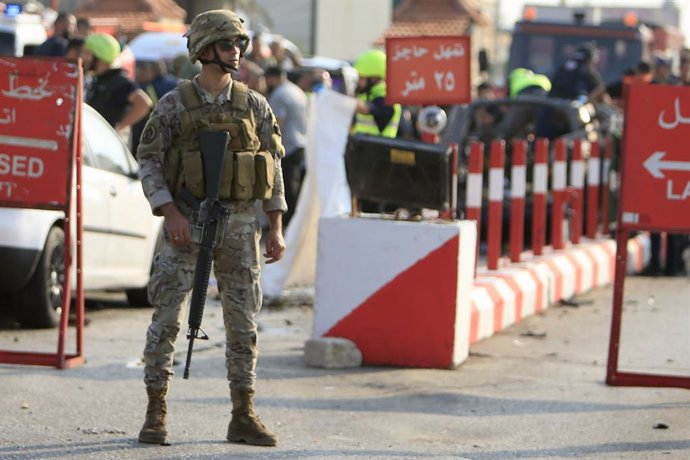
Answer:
[{"left": 180, "top": 149, "right": 274, "bottom": 201}]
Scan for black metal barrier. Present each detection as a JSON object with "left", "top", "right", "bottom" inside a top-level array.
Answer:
[{"left": 345, "top": 134, "right": 453, "bottom": 212}]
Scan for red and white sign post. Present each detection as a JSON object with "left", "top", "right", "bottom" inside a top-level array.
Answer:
[
  {"left": 0, "top": 57, "right": 84, "bottom": 369},
  {"left": 607, "top": 84, "right": 690, "bottom": 389}
]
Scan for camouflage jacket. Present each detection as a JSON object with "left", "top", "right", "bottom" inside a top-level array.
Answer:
[{"left": 137, "top": 76, "right": 288, "bottom": 215}]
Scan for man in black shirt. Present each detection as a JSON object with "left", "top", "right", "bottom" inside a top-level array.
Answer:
[
  {"left": 82, "top": 33, "right": 152, "bottom": 136},
  {"left": 548, "top": 43, "right": 607, "bottom": 103},
  {"left": 33, "top": 12, "right": 76, "bottom": 57}
]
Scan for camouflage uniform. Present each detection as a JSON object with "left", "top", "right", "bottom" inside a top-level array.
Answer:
[{"left": 137, "top": 78, "right": 287, "bottom": 392}]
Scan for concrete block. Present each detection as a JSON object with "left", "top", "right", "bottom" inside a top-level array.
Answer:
[{"left": 303, "top": 338, "right": 362, "bottom": 368}]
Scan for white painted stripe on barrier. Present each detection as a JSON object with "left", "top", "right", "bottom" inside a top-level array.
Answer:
[
  {"left": 453, "top": 221, "right": 479, "bottom": 365},
  {"left": 603, "top": 159, "right": 611, "bottom": 183},
  {"left": 532, "top": 256, "right": 556, "bottom": 310},
  {"left": 489, "top": 277, "right": 518, "bottom": 329},
  {"left": 570, "top": 160, "right": 585, "bottom": 188},
  {"left": 512, "top": 269, "right": 539, "bottom": 318},
  {"left": 586, "top": 244, "right": 612, "bottom": 287},
  {"left": 511, "top": 165, "right": 526, "bottom": 198},
  {"left": 622, "top": 212, "right": 639, "bottom": 224},
  {"left": 534, "top": 164, "right": 548, "bottom": 193},
  {"left": 470, "top": 287, "right": 495, "bottom": 342},
  {"left": 588, "top": 158, "right": 601, "bottom": 185},
  {"left": 489, "top": 168, "right": 503, "bottom": 201},
  {"left": 552, "top": 254, "right": 577, "bottom": 300},
  {"left": 571, "top": 249, "right": 595, "bottom": 292},
  {"left": 553, "top": 161, "right": 566, "bottom": 190},
  {"left": 466, "top": 173, "right": 483, "bottom": 208},
  {"left": 497, "top": 268, "right": 539, "bottom": 319}
]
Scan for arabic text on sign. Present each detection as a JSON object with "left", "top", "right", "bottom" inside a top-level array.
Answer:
[
  {"left": 392, "top": 46, "right": 429, "bottom": 62},
  {"left": 0, "top": 108, "right": 16, "bottom": 125},
  {"left": 434, "top": 71, "right": 455, "bottom": 92},
  {"left": 402, "top": 72, "right": 425, "bottom": 97},
  {"left": 2, "top": 74, "right": 54, "bottom": 101},
  {"left": 658, "top": 97, "right": 690, "bottom": 130},
  {"left": 433, "top": 44, "right": 465, "bottom": 61}
]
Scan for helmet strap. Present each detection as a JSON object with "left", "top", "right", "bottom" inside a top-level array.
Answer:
[{"left": 199, "top": 44, "right": 239, "bottom": 73}]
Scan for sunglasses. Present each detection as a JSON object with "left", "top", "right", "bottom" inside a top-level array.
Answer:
[{"left": 216, "top": 38, "right": 249, "bottom": 52}]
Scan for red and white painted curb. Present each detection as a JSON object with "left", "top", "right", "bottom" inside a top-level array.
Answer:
[
  {"left": 313, "top": 217, "right": 477, "bottom": 368},
  {"left": 469, "top": 234, "right": 650, "bottom": 344}
]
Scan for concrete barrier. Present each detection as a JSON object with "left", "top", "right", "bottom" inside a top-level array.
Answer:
[{"left": 313, "top": 216, "right": 477, "bottom": 368}]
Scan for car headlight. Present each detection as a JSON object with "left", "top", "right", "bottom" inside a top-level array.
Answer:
[{"left": 578, "top": 105, "right": 592, "bottom": 124}]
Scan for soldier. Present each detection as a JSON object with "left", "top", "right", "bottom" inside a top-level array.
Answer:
[{"left": 135, "top": 10, "right": 287, "bottom": 447}]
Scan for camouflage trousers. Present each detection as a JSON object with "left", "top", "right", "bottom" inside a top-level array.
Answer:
[{"left": 143, "top": 201, "right": 262, "bottom": 391}]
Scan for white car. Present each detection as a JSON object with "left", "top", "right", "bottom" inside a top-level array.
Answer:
[{"left": 0, "top": 104, "right": 163, "bottom": 328}]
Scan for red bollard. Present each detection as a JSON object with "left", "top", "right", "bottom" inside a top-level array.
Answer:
[
  {"left": 569, "top": 139, "right": 586, "bottom": 244},
  {"left": 551, "top": 139, "right": 567, "bottom": 250},
  {"left": 487, "top": 140, "right": 505, "bottom": 270},
  {"left": 586, "top": 140, "right": 601, "bottom": 239},
  {"left": 601, "top": 136, "right": 613, "bottom": 236},
  {"left": 466, "top": 141, "right": 484, "bottom": 272},
  {"left": 510, "top": 139, "right": 527, "bottom": 262},
  {"left": 531, "top": 138, "right": 549, "bottom": 256}
]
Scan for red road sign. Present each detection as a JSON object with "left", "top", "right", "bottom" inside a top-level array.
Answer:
[
  {"left": 385, "top": 36, "right": 471, "bottom": 106},
  {"left": 620, "top": 84, "right": 690, "bottom": 232},
  {"left": 0, "top": 58, "right": 80, "bottom": 210}
]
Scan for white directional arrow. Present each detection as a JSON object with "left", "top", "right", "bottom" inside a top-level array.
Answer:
[{"left": 643, "top": 151, "right": 690, "bottom": 179}]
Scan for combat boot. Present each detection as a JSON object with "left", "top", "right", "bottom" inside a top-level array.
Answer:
[
  {"left": 138, "top": 385, "right": 168, "bottom": 444},
  {"left": 226, "top": 389, "right": 277, "bottom": 446}
]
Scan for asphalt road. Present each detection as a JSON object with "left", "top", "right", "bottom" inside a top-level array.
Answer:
[{"left": 0, "top": 275, "right": 688, "bottom": 460}]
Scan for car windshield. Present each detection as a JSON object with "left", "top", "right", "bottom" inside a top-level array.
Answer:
[
  {"left": 0, "top": 32, "right": 15, "bottom": 55},
  {"left": 444, "top": 99, "right": 583, "bottom": 147},
  {"left": 509, "top": 33, "right": 643, "bottom": 85}
]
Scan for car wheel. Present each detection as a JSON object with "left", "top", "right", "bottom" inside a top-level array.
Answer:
[
  {"left": 125, "top": 287, "right": 150, "bottom": 307},
  {"left": 13, "top": 226, "right": 65, "bottom": 328}
]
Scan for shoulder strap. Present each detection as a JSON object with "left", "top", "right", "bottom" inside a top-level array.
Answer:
[
  {"left": 230, "top": 81, "right": 249, "bottom": 111},
  {"left": 178, "top": 80, "right": 202, "bottom": 111}
]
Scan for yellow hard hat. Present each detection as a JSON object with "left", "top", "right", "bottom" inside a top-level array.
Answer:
[
  {"left": 84, "top": 33, "right": 121, "bottom": 65},
  {"left": 354, "top": 49, "right": 386, "bottom": 79}
]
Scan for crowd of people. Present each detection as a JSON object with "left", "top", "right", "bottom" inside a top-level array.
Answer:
[{"left": 28, "top": 12, "right": 349, "bottom": 228}]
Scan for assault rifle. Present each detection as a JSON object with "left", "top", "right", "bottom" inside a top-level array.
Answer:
[{"left": 183, "top": 130, "right": 231, "bottom": 380}]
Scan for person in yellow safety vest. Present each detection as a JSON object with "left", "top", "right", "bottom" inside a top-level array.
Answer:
[
  {"left": 351, "top": 49, "right": 401, "bottom": 137},
  {"left": 496, "top": 68, "right": 552, "bottom": 140}
]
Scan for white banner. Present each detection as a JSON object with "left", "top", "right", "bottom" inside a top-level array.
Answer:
[{"left": 261, "top": 89, "right": 357, "bottom": 298}]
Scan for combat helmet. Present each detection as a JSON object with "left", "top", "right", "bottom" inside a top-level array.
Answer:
[{"left": 185, "top": 10, "right": 250, "bottom": 63}]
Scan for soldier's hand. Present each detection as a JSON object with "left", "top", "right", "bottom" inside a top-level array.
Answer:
[
  {"left": 161, "top": 202, "right": 191, "bottom": 246},
  {"left": 263, "top": 228, "right": 286, "bottom": 264}
]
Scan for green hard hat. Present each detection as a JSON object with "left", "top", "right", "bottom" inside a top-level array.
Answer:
[
  {"left": 354, "top": 49, "right": 387, "bottom": 79},
  {"left": 509, "top": 68, "right": 551, "bottom": 96},
  {"left": 185, "top": 9, "right": 249, "bottom": 63},
  {"left": 85, "top": 33, "right": 121, "bottom": 65}
]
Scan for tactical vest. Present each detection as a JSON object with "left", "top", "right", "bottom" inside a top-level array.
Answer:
[
  {"left": 352, "top": 81, "right": 401, "bottom": 138},
  {"left": 165, "top": 80, "right": 275, "bottom": 201}
]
